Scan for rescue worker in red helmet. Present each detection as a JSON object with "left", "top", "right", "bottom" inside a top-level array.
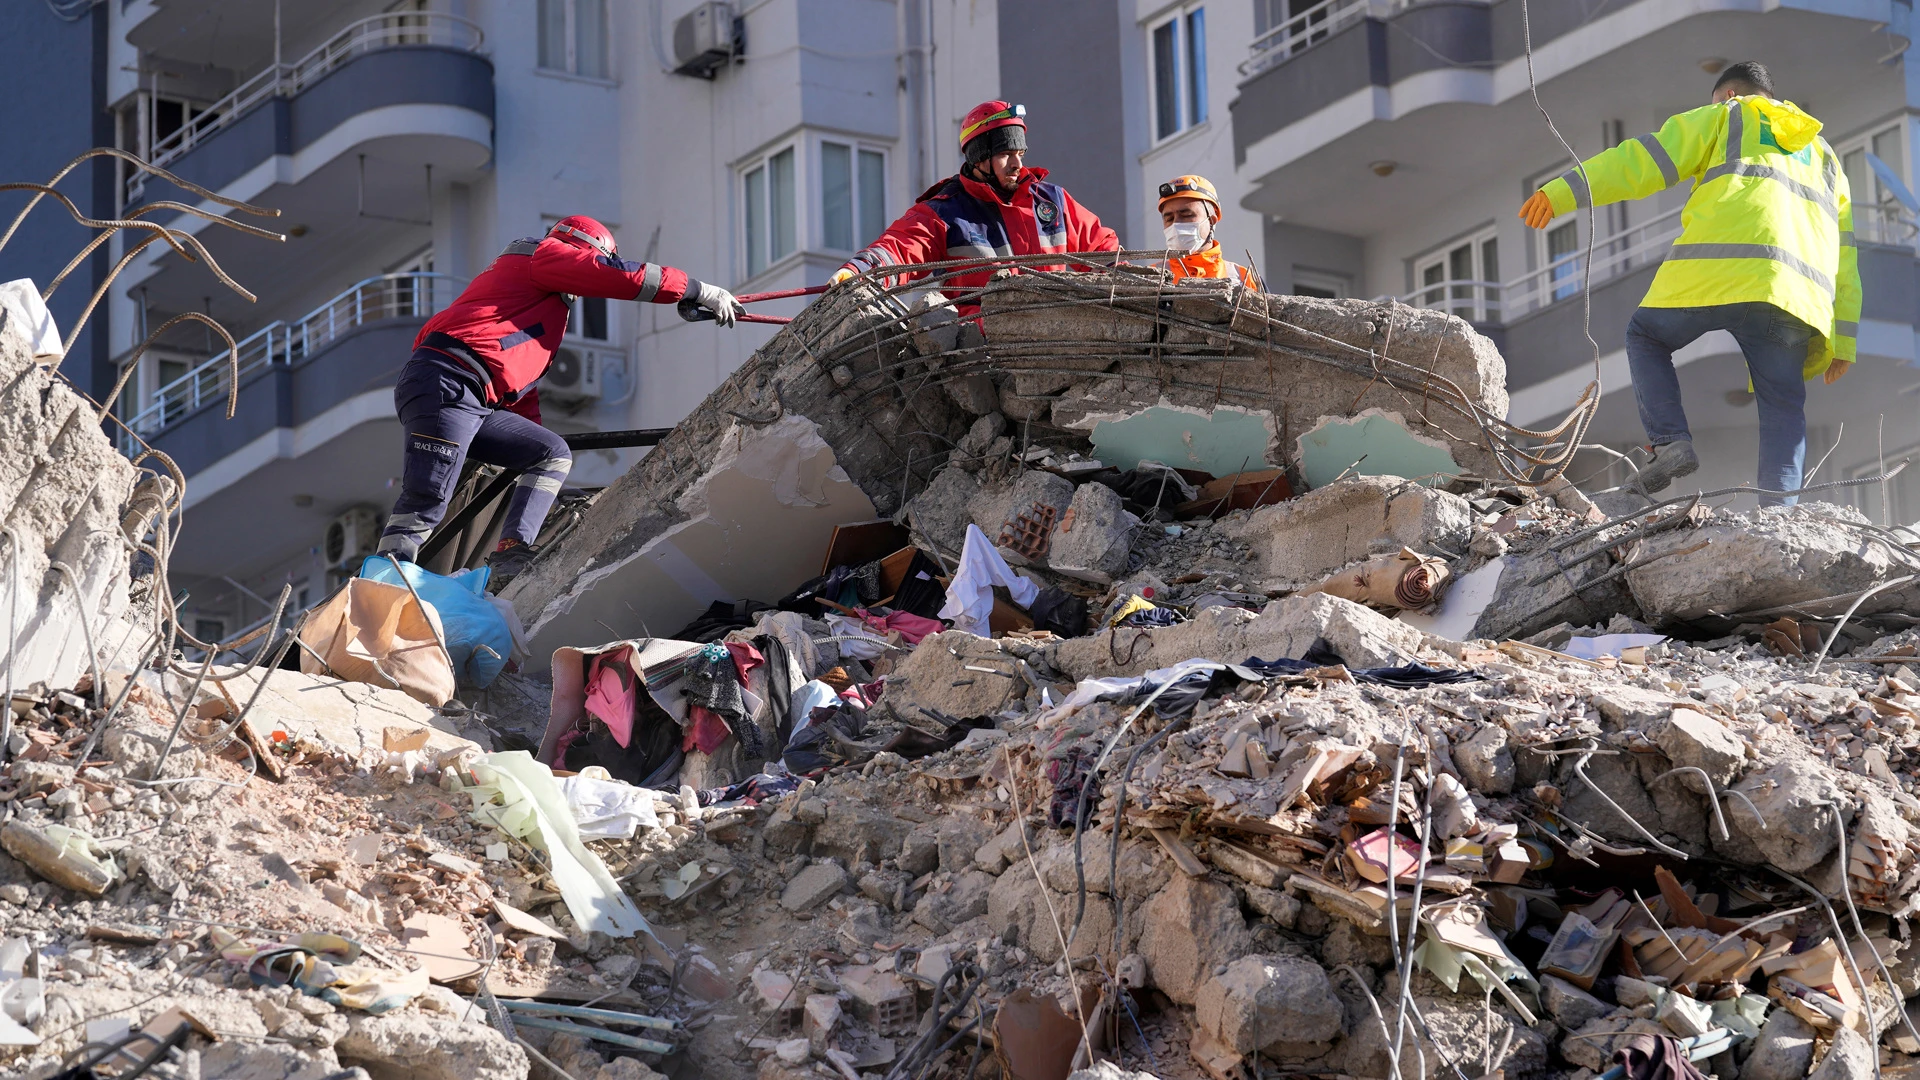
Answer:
[
  {"left": 1158, "top": 175, "right": 1262, "bottom": 290},
  {"left": 830, "top": 102, "right": 1119, "bottom": 306},
  {"left": 376, "top": 216, "right": 745, "bottom": 587}
]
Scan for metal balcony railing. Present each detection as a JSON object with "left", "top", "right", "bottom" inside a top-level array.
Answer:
[
  {"left": 127, "top": 12, "right": 485, "bottom": 200},
  {"left": 1384, "top": 205, "right": 1688, "bottom": 324},
  {"left": 121, "top": 272, "right": 464, "bottom": 451},
  {"left": 1242, "top": 0, "right": 1421, "bottom": 78},
  {"left": 1854, "top": 203, "right": 1918, "bottom": 248}
]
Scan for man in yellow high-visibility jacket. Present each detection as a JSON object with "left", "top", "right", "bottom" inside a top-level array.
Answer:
[{"left": 1519, "top": 61, "right": 1860, "bottom": 506}]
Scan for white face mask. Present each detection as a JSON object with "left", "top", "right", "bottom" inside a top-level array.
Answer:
[{"left": 1164, "top": 221, "right": 1207, "bottom": 254}]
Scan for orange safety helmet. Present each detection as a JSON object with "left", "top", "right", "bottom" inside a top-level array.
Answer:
[
  {"left": 548, "top": 215, "right": 617, "bottom": 258},
  {"left": 960, "top": 101, "right": 1027, "bottom": 156},
  {"left": 1157, "top": 175, "right": 1222, "bottom": 221}
]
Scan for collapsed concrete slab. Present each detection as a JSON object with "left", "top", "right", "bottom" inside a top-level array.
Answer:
[
  {"left": 1219, "top": 475, "right": 1473, "bottom": 585},
  {"left": 507, "top": 275, "right": 1514, "bottom": 656},
  {"left": 0, "top": 319, "right": 139, "bottom": 691}
]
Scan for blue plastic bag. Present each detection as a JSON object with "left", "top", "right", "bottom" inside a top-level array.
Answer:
[{"left": 358, "top": 556, "right": 513, "bottom": 688}]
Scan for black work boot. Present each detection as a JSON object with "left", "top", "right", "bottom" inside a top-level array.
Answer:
[{"left": 485, "top": 542, "right": 541, "bottom": 593}]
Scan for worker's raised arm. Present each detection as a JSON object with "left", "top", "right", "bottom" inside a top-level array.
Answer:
[
  {"left": 1537, "top": 103, "right": 1725, "bottom": 219},
  {"left": 529, "top": 240, "right": 692, "bottom": 304}
]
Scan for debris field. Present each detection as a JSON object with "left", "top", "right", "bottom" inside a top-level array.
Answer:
[{"left": 0, "top": 259, "right": 1917, "bottom": 1080}]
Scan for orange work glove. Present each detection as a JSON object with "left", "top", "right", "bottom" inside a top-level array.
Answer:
[
  {"left": 1824, "top": 359, "right": 1853, "bottom": 385},
  {"left": 830, "top": 267, "right": 855, "bottom": 286},
  {"left": 1519, "top": 190, "right": 1555, "bottom": 229}
]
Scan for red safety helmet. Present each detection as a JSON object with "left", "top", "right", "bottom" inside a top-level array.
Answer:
[
  {"left": 548, "top": 215, "right": 616, "bottom": 258},
  {"left": 959, "top": 101, "right": 1027, "bottom": 153}
]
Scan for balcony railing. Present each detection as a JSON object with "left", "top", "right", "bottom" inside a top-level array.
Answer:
[
  {"left": 1386, "top": 205, "right": 1688, "bottom": 323},
  {"left": 1242, "top": 0, "right": 1416, "bottom": 78},
  {"left": 1855, "top": 203, "right": 1918, "bottom": 248},
  {"left": 128, "top": 12, "right": 484, "bottom": 199},
  {"left": 122, "top": 272, "right": 464, "bottom": 450}
]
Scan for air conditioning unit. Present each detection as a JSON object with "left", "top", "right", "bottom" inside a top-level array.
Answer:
[
  {"left": 672, "top": 2, "right": 742, "bottom": 79},
  {"left": 544, "top": 344, "right": 624, "bottom": 402},
  {"left": 324, "top": 506, "right": 382, "bottom": 570}
]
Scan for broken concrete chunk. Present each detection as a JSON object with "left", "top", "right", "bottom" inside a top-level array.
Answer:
[
  {"left": 1742, "top": 1008, "right": 1818, "bottom": 1080},
  {"left": 1454, "top": 724, "right": 1514, "bottom": 795},
  {"left": 1627, "top": 505, "right": 1913, "bottom": 625},
  {"left": 1221, "top": 475, "right": 1473, "bottom": 585},
  {"left": 1653, "top": 707, "right": 1746, "bottom": 791},
  {"left": 903, "top": 466, "right": 979, "bottom": 555},
  {"left": 1807, "top": 1025, "right": 1875, "bottom": 1080},
  {"left": 0, "top": 821, "right": 115, "bottom": 897},
  {"left": 1052, "top": 593, "right": 1424, "bottom": 682},
  {"left": 1541, "top": 974, "right": 1614, "bottom": 1031},
  {"left": 1045, "top": 480, "right": 1137, "bottom": 585},
  {"left": 1138, "top": 875, "right": 1253, "bottom": 1005},
  {"left": 779, "top": 862, "right": 849, "bottom": 913},
  {"left": 911, "top": 869, "right": 993, "bottom": 932},
  {"left": 1193, "top": 954, "right": 1343, "bottom": 1058}
]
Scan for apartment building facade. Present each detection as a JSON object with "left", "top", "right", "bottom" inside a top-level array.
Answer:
[{"left": 1233, "top": 0, "right": 1920, "bottom": 519}]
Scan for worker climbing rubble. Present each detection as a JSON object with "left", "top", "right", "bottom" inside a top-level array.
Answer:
[
  {"left": 373, "top": 215, "right": 747, "bottom": 588},
  {"left": 1518, "top": 61, "right": 1861, "bottom": 506}
]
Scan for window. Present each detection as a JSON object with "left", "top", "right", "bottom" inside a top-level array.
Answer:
[
  {"left": 1291, "top": 268, "right": 1349, "bottom": 299},
  {"left": 1414, "top": 230, "right": 1500, "bottom": 322},
  {"left": 194, "top": 618, "right": 225, "bottom": 643},
  {"left": 1839, "top": 121, "right": 1913, "bottom": 246},
  {"left": 537, "top": 0, "right": 610, "bottom": 79},
  {"left": 742, "top": 146, "right": 798, "bottom": 278},
  {"left": 1545, "top": 221, "right": 1579, "bottom": 302},
  {"left": 822, "top": 142, "right": 887, "bottom": 251},
  {"left": 573, "top": 296, "right": 610, "bottom": 341},
  {"left": 1150, "top": 5, "right": 1208, "bottom": 142}
]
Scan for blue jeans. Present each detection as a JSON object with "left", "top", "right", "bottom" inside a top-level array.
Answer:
[
  {"left": 1624, "top": 302, "right": 1813, "bottom": 506},
  {"left": 377, "top": 349, "right": 573, "bottom": 558}
]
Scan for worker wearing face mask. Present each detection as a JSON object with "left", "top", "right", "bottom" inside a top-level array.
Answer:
[{"left": 1158, "top": 175, "right": 1262, "bottom": 289}]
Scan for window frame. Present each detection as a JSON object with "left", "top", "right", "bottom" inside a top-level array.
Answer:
[
  {"left": 739, "top": 141, "right": 804, "bottom": 284},
  {"left": 536, "top": 0, "right": 613, "bottom": 82},
  {"left": 819, "top": 139, "right": 890, "bottom": 254},
  {"left": 1412, "top": 226, "right": 1500, "bottom": 323},
  {"left": 1148, "top": 3, "right": 1209, "bottom": 145},
  {"left": 1836, "top": 119, "right": 1913, "bottom": 247}
]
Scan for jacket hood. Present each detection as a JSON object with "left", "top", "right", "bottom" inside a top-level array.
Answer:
[{"left": 1748, "top": 96, "right": 1822, "bottom": 153}]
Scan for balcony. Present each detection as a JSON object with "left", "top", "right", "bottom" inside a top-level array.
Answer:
[
  {"left": 123, "top": 272, "right": 463, "bottom": 469},
  {"left": 128, "top": 13, "right": 492, "bottom": 205},
  {"left": 1230, "top": 0, "right": 1906, "bottom": 237}
]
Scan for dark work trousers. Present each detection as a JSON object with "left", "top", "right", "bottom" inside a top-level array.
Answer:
[{"left": 376, "top": 348, "right": 572, "bottom": 560}]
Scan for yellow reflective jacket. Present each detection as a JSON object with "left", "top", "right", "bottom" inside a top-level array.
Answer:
[{"left": 1542, "top": 96, "right": 1860, "bottom": 376}]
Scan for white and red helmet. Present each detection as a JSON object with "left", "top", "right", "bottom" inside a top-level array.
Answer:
[{"left": 548, "top": 215, "right": 616, "bottom": 258}]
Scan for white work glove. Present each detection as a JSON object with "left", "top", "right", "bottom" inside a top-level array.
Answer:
[{"left": 695, "top": 281, "right": 745, "bottom": 328}]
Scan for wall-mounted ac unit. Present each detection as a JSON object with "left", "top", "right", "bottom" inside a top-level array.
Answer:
[
  {"left": 324, "top": 506, "right": 382, "bottom": 570},
  {"left": 673, "top": 2, "right": 742, "bottom": 79},
  {"left": 545, "top": 344, "right": 627, "bottom": 403}
]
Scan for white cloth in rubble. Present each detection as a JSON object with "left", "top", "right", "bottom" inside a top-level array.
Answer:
[
  {"left": 824, "top": 614, "right": 892, "bottom": 660},
  {"left": 0, "top": 279, "right": 61, "bottom": 358},
  {"left": 939, "top": 524, "right": 1040, "bottom": 638},
  {"left": 557, "top": 772, "right": 662, "bottom": 839}
]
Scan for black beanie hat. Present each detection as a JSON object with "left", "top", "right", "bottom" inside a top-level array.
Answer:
[{"left": 963, "top": 123, "right": 1027, "bottom": 165}]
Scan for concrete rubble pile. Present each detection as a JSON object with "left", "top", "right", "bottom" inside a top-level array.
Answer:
[{"left": 1, "top": 279, "right": 1920, "bottom": 1080}]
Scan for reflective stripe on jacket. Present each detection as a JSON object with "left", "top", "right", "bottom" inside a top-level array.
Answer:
[
  {"left": 1542, "top": 95, "right": 1860, "bottom": 375},
  {"left": 845, "top": 167, "right": 1119, "bottom": 307},
  {"left": 415, "top": 236, "right": 692, "bottom": 404},
  {"left": 1167, "top": 243, "right": 1263, "bottom": 290}
]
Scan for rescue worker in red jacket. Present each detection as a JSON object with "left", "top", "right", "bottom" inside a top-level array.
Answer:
[
  {"left": 830, "top": 102, "right": 1119, "bottom": 303},
  {"left": 1158, "top": 174, "right": 1262, "bottom": 289},
  {"left": 376, "top": 216, "right": 744, "bottom": 586}
]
